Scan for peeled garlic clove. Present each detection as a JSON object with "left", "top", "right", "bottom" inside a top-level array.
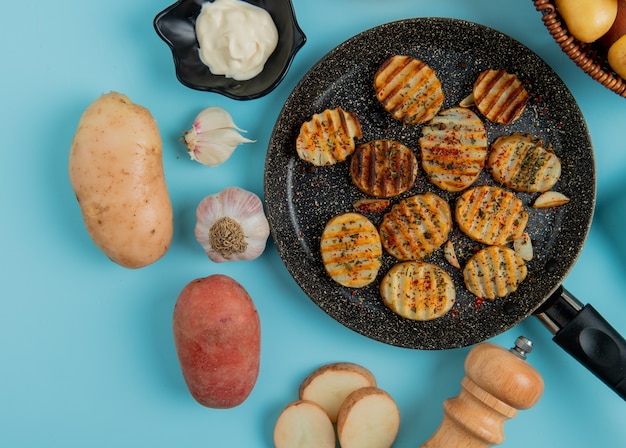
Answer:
[
  {"left": 183, "top": 106, "right": 255, "bottom": 167},
  {"left": 514, "top": 232, "right": 533, "bottom": 261},
  {"left": 459, "top": 92, "right": 475, "bottom": 108},
  {"left": 533, "top": 191, "right": 570, "bottom": 209},
  {"left": 195, "top": 186, "right": 270, "bottom": 263},
  {"left": 444, "top": 240, "right": 461, "bottom": 269}
]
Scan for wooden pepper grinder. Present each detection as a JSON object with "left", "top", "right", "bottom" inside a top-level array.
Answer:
[{"left": 420, "top": 336, "right": 544, "bottom": 448}]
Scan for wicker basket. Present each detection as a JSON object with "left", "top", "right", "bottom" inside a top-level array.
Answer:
[{"left": 534, "top": 0, "right": 626, "bottom": 97}]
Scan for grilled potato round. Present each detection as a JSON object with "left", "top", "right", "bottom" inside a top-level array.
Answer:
[
  {"left": 472, "top": 69, "right": 529, "bottom": 125},
  {"left": 488, "top": 133, "right": 561, "bottom": 193},
  {"left": 320, "top": 212, "right": 383, "bottom": 288},
  {"left": 350, "top": 139, "right": 418, "bottom": 198},
  {"left": 419, "top": 107, "right": 488, "bottom": 192},
  {"left": 379, "top": 192, "right": 452, "bottom": 261},
  {"left": 463, "top": 245, "right": 528, "bottom": 299},
  {"left": 380, "top": 261, "right": 456, "bottom": 320},
  {"left": 296, "top": 107, "right": 362, "bottom": 166},
  {"left": 455, "top": 186, "right": 528, "bottom": 245},
  {"left": 374, "top": 55, "right": 444, "bottom": 125}
]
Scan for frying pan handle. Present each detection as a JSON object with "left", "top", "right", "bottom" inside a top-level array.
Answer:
[{"left": 534, "top": 285, "right": 626, "bottom": 400}]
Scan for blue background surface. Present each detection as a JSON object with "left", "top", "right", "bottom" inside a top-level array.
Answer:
[{"left": 1, "top": 0, "right": 625, "bottom": 446}]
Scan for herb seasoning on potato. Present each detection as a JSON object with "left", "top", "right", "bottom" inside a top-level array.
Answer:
[{"left": 68, "top": 92, "right": 173, "bottom": 268}]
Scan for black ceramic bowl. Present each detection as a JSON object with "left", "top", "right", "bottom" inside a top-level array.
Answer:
[{"left": 154, "top": 0, "right": 306, "bottom": 100}]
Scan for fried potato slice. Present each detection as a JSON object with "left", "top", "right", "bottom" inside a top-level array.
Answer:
[
  {"left": 350, "top": 139, "right": 418, "bottom": 198},
  {"left": 488, "top": 133, "right": 561, "bottom": 193},
  {"left": 463, "top": 245, "right": 528, "bottom": 299},
  {"left": 379, "top": 192, "right": 452, "bottom": 261},
  {"left": 472, "top": 69, "right": 529, "bottom": 125},
  {"left": 419, "top": 107, "right": 488, "bottom": 192},
  {"left": 320, "top": 212, "right": 382, "bottom": 288},
  {"left": 296, "top": 107, "right": 362, "bottom": 166},
  {"left": 374, "top": 55, "right": 444, "bottom": 124},
  {"left": 455, "top": 185, "right": 528, "bottom": 245},
  {"left": 380, "top": 261, "right": 456, "bottom": 321}
]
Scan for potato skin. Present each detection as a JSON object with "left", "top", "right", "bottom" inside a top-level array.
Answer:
[
  {"left": 173, "top": 275, "right": 261, "bottom": 408},
  {"left": 69, "top": 92, "right": 173, "bottom": 268}
]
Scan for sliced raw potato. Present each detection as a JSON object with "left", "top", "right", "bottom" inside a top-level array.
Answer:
[
  {"left": 463, "top": 246, "right": 528, "bottom": 299},
  {"left": 488, "top": 133, "right": 561, "bottom": 193},
  {"left": 533, "top": 191, "right": 570, "bottom": 208},
  {"left": 296, "top": 107, "right": 362, "bottom": 166},
  {"left": 336, "top": 387, "right": 400, "bottom": 448},
  {"left": 455, "top": 185, "right": 528, "bottom": 245},
  {"left": 320, "top": 212, "right": 383, "bottom": 288},
  {"left": 274, "top": 400, "right": 336, "bottom": 448},
  {"left": 299, "top": 362, "right": 377, "bottom": 423},
  {"left": 380, "top": 261, "right": 456, "bottom": 321},
  {"left": 513, "top": 232, "right": 533, "bottom": 261},
  {"left": 444, "top": 240, "right": 461, "bottom": 269},
  {"left": 419, "top": 107, "right": 488, "bottom": 192}
]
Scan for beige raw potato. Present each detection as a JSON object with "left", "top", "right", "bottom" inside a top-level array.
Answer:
[
  {"left": 298, "top": 362, "right": 377, "bottom": 423},
  {"left": 336, "top": 387, "right": 401, "bottom": 448},
  {"left": 274, "top": 400, "right": 336, "bottom": 448},
  {"left": 69, "top": 92, "right": 173, "bottom": 268},
  {"left": 555, "top": 0, "right": 618, "bottom": 43}
]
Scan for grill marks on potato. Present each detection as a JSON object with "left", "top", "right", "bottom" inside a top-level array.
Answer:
[
  {"left": 374, "top": 55, "right": 444, "bottom": 124},
  {"left": 463, "top": 246, "right": 528, "bottom": 299},
  {"left": 380, "top": 261, "right": 456, "bottom": 321},
  {"left": 419, "top": 107, "right": 488, "bottom": 192},
  {"left": 456, "top": 186, "right": 528, "bottom": 245},
  {"left": 350, "top": 140, "right": 418, "bottom": 198},
  {"left": 379, "top": 192, "right": 452, "bottom": 261},
  {"left": 473, "top": 69, "right": 529, "bottom": 125},
  {"left": 320, "top": 213, "right": 383, "bottom": 288},
  {"left": 296, "top": 107, "right": 363, "bottom": 166},
  {"left": 488, "top": 133, "right": 562, "bottom": 193}
]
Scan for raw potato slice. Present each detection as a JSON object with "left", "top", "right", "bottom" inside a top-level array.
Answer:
[
  {"left": 320, "top": 212, "right": 383, "bottom": 288},
  {"left": 379, "top": 192, "right": 452, "bottom": 261},
  {"left": 455, "top": 186, "right": 528, "bottom": 245},
  {"left": 419, "top": 107, "right": 488, "bottom": 192},
  {"left": 296, "top": 107, "right": 362, "bottom": 166},
  {"left": 337, "top": 387, "right": 400, "bottom": 448},
  {"left": 274, "top": 400, "right": 336, "bottom": 448},
  {"left": 350, "top": 139, "right": 418, "bottom": 198},
  {"left": 380, "top": 261, "right": 456, "bottom": 321},
  {"left": 463, "top": 246, "right": 528, "bottom": 299},
  {"left": 472, "top": 69, "right": 529, "bottom": 125},
  {"left": 299, "top": 362, "right": 377, "bottom": 423},
  {"left": 374, "top": 55, "right": 444, "bottom": 124},
  {"left": 488, "top": 133, "right": 561, "bottom": 193},
  {"left": 533, "top": 191, "right": 570, "bottom": 208}
]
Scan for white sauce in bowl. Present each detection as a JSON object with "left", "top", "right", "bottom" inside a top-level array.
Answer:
[{"left": 195, "top": 0, "right": 279, "bottom": 81}]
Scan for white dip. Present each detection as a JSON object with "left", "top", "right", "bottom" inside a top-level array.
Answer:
[{"left": 195, "top": 0, "right": 279, "bottom": 81}]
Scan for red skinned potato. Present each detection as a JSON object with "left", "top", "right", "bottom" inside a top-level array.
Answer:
[{"left": 173, "top": 274, "right": 261, "bottom": 408}]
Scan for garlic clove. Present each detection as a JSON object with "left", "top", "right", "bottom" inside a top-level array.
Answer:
[
  {"left": 195, "top": 186, "right": 270, "bottom": 263},
  {"left": 183, "top": 106, "right": 255, "bottom": 166}
]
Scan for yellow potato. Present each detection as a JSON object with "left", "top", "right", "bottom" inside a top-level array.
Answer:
[
  {"left": 69, "top": 92, "right": 173, "bottom": 268},
  {"left": 555, "top": 0, "right": 618, "bottom": 43}
]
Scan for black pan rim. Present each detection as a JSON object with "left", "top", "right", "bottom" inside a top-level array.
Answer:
[{"left": 264, "top": 17, "right": 596, "bottom": 350}]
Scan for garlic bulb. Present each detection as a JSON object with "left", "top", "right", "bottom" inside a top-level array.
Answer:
[
  {"left": 183, "top": 106, "right": 255, "bottom": 166},
  {"left": 195, "top": 186, "right": 270, "bottom": 262}
]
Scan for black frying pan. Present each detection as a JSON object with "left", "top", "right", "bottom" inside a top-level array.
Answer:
[{"left": 263, "top": 18, "right": 626, "bottom": 399}]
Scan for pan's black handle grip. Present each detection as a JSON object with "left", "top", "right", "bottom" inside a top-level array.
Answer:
[{"left": 534, "top": 285, "right": 626, "bottom": 400}]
